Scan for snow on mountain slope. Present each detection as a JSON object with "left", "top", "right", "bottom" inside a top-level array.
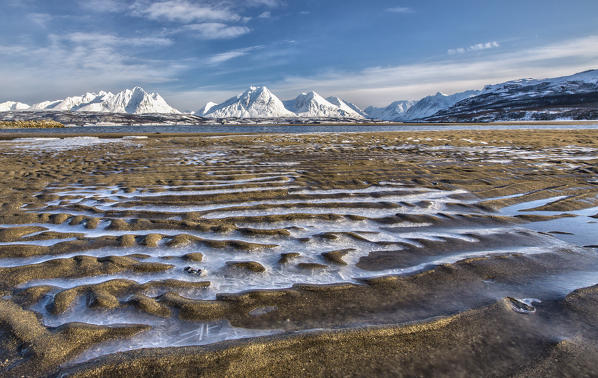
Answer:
[
  {"left": 31, "top": 91, "right": 110, "bottom": 111},
  {"left": 426, "top": 69, "right": 598, "bottom": 122},
  {"left": 0, "top": 101, "right": 30, "bottom": 111},
  {"left": 30, "top": 100, "right": 61, "bottom": 110},
  {"left": 365, "top": 100, "right": 416, "bottom": 121},
  {"left": 325, "top": 96, "right": 366, "bottom": 118},
  {"left": 195, "top": 102, "right": 218, "bottom": 116},
  {"left": 283, "top": 91, "right": 363, "bottom": 118},
  {"left": 30, "top": 87, "right": 180, "bottom": 114},
  {"left": 94, "top": 87, "right": 180, "bottom": 114},
  {"left": 478, "top": 69, "right": 598, "bottom": 98},
  {"left": 204, "top": 86, "right": 295, "bottom": 118},
  {"left": 402, "top": 90, "right": 480, "bottom": 120}
]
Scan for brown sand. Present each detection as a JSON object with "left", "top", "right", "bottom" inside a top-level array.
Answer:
[{"left": 0, "top": 129, "right": 597, "bottom": 376}]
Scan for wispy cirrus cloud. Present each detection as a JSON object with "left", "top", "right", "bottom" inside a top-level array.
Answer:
[
  {"left": 185, "top": 22, "right": 250, "bottom": 39},
  {"left": 27, "top": 12, "right": 52, "bottom": 27},
  {"left": 243, "top": 0, "right": 284, "bottom": 7},
  {"left": 80, "top": 0, "right": 127, "bottom": 13},
  {"left": 448, "top": 41, "right": 500, "bottom": 55},
  {"left": 132, "top": 0, "right": 240, "bottom": 23},
  {"left": 386, "top": 7, "right": 414, "bottom": 14},
  {"left": 206, "top": 46, "right": 262, "bottom": 64},
  {"left": 65, "top": 32, "right": 173, "bottom": 47}
]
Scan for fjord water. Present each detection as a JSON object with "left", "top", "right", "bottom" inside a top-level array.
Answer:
[{"left": 2, "top": 123, "right": 598, "bottom": 135}]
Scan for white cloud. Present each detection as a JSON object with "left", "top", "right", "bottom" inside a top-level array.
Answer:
[
  {"left": 386, "top": 7, "right": 414, "bottom": 14},
  {"left": 133, "top": 0, "right": 240, "bottom": 23},
  {"left": 28, "top": 13, "right": 52, "bottom": 27},
  {"left": 206, "top": 46, "right": 262, "bottom": 64},
  {"left": 258, "top": 11, "right": 271, "bottom": 18},
  {"left": 244, "top": 0, "right": 283, "bottom": 7},
  {"left": 185, "top": 23, "right": 250, "bottom": 39},
  {"left": 0, "top": 32, "right": 184, "bottom": 103},
  {"left": 471, "top": 41, "right": 500, "bottom": 50},
  {"left": 448, "top": 41, "right": 500, "bottom": 55},
  {"left": 65, "top": 32, "right": 173, "bottom": 47},
  {"left": 80, "top": 0, "right": 126, "bottom": 13}
]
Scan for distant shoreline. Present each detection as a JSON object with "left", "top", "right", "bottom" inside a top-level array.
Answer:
[{"left": 0, "top": 122, "right": 597, "bottom": 140}]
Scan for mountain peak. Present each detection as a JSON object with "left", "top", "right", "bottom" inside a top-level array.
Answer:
[
  {"left": 364, "top": 100, "right": 416, "bottom": 121},
  {"left": 196, "top": 101, "right": 218, "bottom": 116},
  {"left": 284, "top": 91, "right": 363, "bottom": 119},
  {"left": 205, "top": 86, "right": 294, "bottom": 118}
]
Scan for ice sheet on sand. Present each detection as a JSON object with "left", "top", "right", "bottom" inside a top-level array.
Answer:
[
  {"left": 0, "top": 137, "right": 136, "bottom": 151},
  {"left": 68, "top": 318, "right": 278, "bottom": 365}
]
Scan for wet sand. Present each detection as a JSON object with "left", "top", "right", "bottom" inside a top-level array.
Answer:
[{"left": 1, "top": 129, "right": 598, "bottom": 376}]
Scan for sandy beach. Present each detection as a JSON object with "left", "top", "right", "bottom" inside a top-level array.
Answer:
[{"left": 1, "top": 129, "right": 598, "bottom": 376}]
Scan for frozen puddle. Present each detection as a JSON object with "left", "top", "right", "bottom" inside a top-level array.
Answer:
[
  {"left": 68, "top": 317, "right": 278, "bottom": 366},
  {"left": 0, "top": 137, "right": 140, "bottom": 151},
  {"left": 500, "top": 195, "right": 598, "bottom": 246}
]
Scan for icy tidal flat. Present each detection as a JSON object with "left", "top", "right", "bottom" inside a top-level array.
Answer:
[{"left": 1, "top": 129, "right": 598, "bottom": 376}]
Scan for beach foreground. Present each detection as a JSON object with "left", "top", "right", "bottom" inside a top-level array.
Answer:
[{"left": 1, "top": 129, "right": 598, "bottom": 376}]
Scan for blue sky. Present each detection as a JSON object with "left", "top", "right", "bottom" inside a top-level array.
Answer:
[{"left": 1, "top": 0, "right": 598, "bottom": 110}]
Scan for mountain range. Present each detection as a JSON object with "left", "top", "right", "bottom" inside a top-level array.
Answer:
[
  {"left": 426, "top": 69, "right": 598, "bottom": 122},
  {"left": 1, "top": 87, "right": 180, "bottom": 115},
  {"left": 1, "top": 69, "right": 597, "bottom": 121},
  {"left": 195, "top": 86, "right": 365, "bottom": 119}
]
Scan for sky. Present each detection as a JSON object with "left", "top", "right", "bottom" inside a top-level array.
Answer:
[{"left": 1, "top": 0, "right": 598, "bottom": 111}]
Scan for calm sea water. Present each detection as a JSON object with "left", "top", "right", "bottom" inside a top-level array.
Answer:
[{"left": 1, "top": 124, "right": 598, "bottom": 134}]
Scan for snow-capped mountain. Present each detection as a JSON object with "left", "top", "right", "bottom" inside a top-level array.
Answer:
[
  {"left": 401, "top": 90, "right": 480, "bottom": 121},
  {"left": 195, "top": 102, "right": 218, "bottom": 116},
  {"left": 0, "top": 101, "right": 30, "bottom": 111},
  {"left": 204, "top": 86, "right": 295, "bottom": 118},
  {"left": 363, "top": 91, "right": 478, "bottom": 121},
  {"left": 426, "top": 69, "right": 598, "bottom": 122},
  {"left": 283, "top": 91, "right": 364, "bottom": 118},
  {"left": 478, "top": 69, "right": 598, "bottom": 98},
  {"left": 29, "top": 87, "right": 180, "bottom": 114},
  {"left": 31, "top": 91, "right": 109, "bottom": 111},
  {"left": 365, "top": 100, "right": 416, "bottom": 121},
  {"left": 104, "top": 87, "right": 180, "bottom": 114},
  {"left": 202, "top": 87, "right": 365, "bottom": 119}
]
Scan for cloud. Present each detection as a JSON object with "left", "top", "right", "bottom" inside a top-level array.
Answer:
[
  {"left": 265, "top": 35, "right": 598, "bottom": 107},
  {"left": 80, "top": 0, "right": 127, "bottom": 13},
  {"left": 386, "top": 7, "right": 414, "bottom": 14},
  {"left": 185, "top": 23, "right": 250, "bottom": 39},
  {"left": 244, "top": 0, "right": 283, "bottom": 7},
  {"left": 65, "top": 32, "right": 173, "bottom": 47},
  {"left": 448, "top": 41, "right": 500, "bottom": 55},
  {"left": 133, "top": 0, "right": 240, "bottom": 23},
  {"left": 258, "top": 11, "right": 271, "bottom": 18},
  {"left": 0, "top": 32, "right": 184, "bottom": 103},
  {"left": 27, "top": 13, "right": 52, "bottom": 27},
  {"left": 5, "top": 0, "right": 34, "bottom": 8},
  {"left": 206, "top": 46, "right": 262, "bottom": 64}
]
